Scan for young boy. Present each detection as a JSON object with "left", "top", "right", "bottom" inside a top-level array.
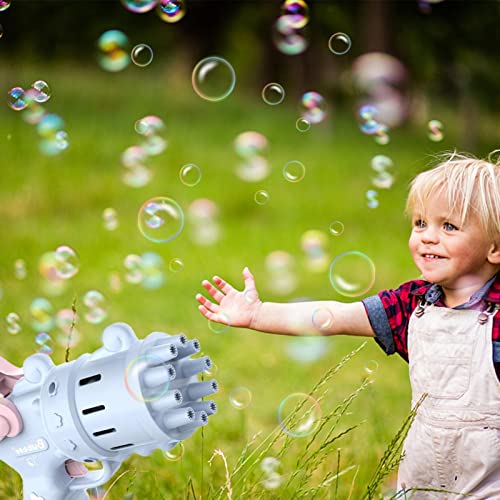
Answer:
[{"left": 196, "top": 152, "right": 500, "bottom": 498}]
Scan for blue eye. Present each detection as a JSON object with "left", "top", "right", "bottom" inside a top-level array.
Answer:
[{"left": 443, "top": 222, "right": 458, "bottom": 231}]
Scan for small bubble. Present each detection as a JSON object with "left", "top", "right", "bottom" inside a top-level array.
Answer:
[
  {"left": 261, "top": 83, "right": 285, "bottom": 105},
  {"left": 131, "top": 43, "right": 154, "bottom": 67},
  {"left": 427, "top": 119, "right": 444, "bottom": 142},
  {"left": 191, "top": 56, "right": 236, "bottom": 102},
  {"left": 179, "top": 163, "right": 202, "bottom": 187},
  {"left": 208, "top": 313, "right": 230, "bottom": 334},
  {"left": 300, "top": 91, "right": 327, "bottom": 124},
  {"left": 295, "top": 118, "right": 311, "bottom": 132},
  {"left": 121, "top": 0, "right": 157, "bottom": 13},
  {"left": 229, "top": 387, "right": 252, "bottom": 409},
  {"left": 102, "top": 207, "right": 119, "bottom": 231},
  {"left": 157, "top": 0, "right": 186, "bottom": 23},
  {"left": 124, "top": 254, "right": 144, "bottom": 284},
  {"left": 0, "top": 24, "right": 4, "bottom": 39},
  {"left": 6, "top": 312, "right": 21, "bottom": 335},
  {"left": 328, "top": 32, "right": 352, "bottom": 55},
  {"left": 164, "top": 442, "right": 184, "bottom": 461},
  {"left": 14, "top": 258, "right": 27, "bottom": 280},
  {"left": 205, "top": 362, "right": 218, "bottom": 377},
  {"left": 283, "top": 160, "right": 306, "bottom": 182},
  {"left": 97, "top": 30, "right": 130, "bottom": 72},
  {"left": 83, "top": 290, "right": 108, "bottom": 324},
  {"left": 35, "top": 332, "right": 53, "bottom": 355},
  {"left": 311, "top": 307, "right": 333, "bottom": 331},
  {"left": 329, "top": 221, "right": 344, "bottom": 236},
  {"left": 169, "top": 258, "right": 184, "bottom": 272},
  {"left": 54, "top": 246, "right": 80, "bottom": 279},
  {"left": 254, "top": 190, "right": 270, "bottom": 205},
  {"left": 0, "top": 1, "right": 10, "bottom": 12},
  {"left": 30, "top": 297, "right": 55, "bottom": 332},
  {"left": 8, "top": 87, "right": 27, "bottom": 111},
  {"left": 364, "top": 360, "right": 379, "bottom": 374},
  {"left": 31, "top": 80, "right": 51, "bottom": 103},
  {"left": 366, "top": 189, "right": 379, "bottom": 209}
]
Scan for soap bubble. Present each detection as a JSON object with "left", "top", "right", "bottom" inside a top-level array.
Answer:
[
  {"left": 8, "top": 87, "right": 27, "bottom": 111},
  {"left": 254, "top": 190, "right": 270, "bottom": 205},
  {"left": 273, "top": 15, "right": 308, "bottom": 55},
  {"left": 0, "top": 24, "right": 4, "bottom": 39},
  {"left": 283, "top": 160, "right": 306, "bottom": 182},
  {"left": 366, "top": 189, "right": 379, "bottom": 209},
  {"left": 35, "top": 332, "right": 53, "bottom": 355},
  {"left": 295, "top": 118, "right": 311, "bottom": 132},
  {"left": 328, "top": 32, "right": 352, "bottom": 55},
  {"left": 281, "top": 0, "right": 309, "bottom": 28},
  {"left": 229, "top": 387, "right": 252, "bottom": 409},
  {"left": 31, "top": 80, "right": 51, "bottom": 103},
  {"left": 54, "top": 245, "right": 79, "bottom": 279},
  {"left": 244, "top": 288, "right": 259, "bottom": 304},
  {"left": 286, "top": 336, "right": 330, "bottom": 363},
  {"left": 169, "top": 258, "right": 184, "bottom": 272},
  {"left": 371, "top": 155, "right": 395, "bottom": 189},
  {"left": 236, "top": 157, "right": 270, "bottom": 182},
  {"left": 97, "top": 30, "right": 130, "bottom": 72},
  {"left": 135, "top": 115, "right": 165, "bottom": 137},
  {"left": 208, "top": 312, "right": 230, "bottom": 334},
  {"left": 364, "top": 360, "right": 379, "bottom": 374},
  {"left": 55, "top": 308, "right": 80, "bottom": 348},
  {"left": 192, "top": 56, "right": 236, "bottom": 102},
  {"left": 300, "top": 91, "right": 327, "bottom": 124},
  {"left": 124, "top": 254, "right": 144, "bottom": 284},
  {"left": 138, "top": 196, "right": 184, "bottom": 243},
  {"left": 179, "top": 163, "right": 202, "bottom": 187},
  {"left": 427, "top": 119, "right": 444, "bottom": 142},
  {"left": 164, "top": 442, "right": 184, "bottom": 461},
  {"left": 140, "top": 251, "right": 165, "bottom": 290},
  {"left": 14, "top": 259, "right": 27, "bottom": 279},
  {"left": 329, "top": 220, "right": 344, "bottom": 236},
  {"left": 234, "top": 131, "right": 267, "bottom": 158},
  {"left": 125, "top": 354, "right": 172, "bottom": 402},
  {"left": 120, "top": 0, "right": 157, "bottom": 13},
  {"left": 311, "top": 307, "right": 334, "bottom": 332},
  {"left": 37, "top": 113, "right": 64, "bottom": 139},
  {"left": 83, "top": 290, "right": 108, "bottom": 324},
  {"left": 157, "top": 0, "right": 186, "bottom": 23},
  {"left": 6, "top": 312, "right": 21, "bottom": 335},
  {"left": 329, "top": 251, "right": 376, "bottom": 297},
  {"left": 261, "top": 83, "right": 285, "bottom": 105},
  {"left": 131, "top": 44, "right": 154, "bottom": 67},
  {"left": 102, "top": 207, "right": 119, "bottom": 231},
  {"left": 278, "top": 393, "right": 321, "bottom": 437},
  {"left": 30, "top": 298, "right": 55, "bottom": 332},
  {"left": 0, "top": 1, "right": 11, "bottom": 12}
]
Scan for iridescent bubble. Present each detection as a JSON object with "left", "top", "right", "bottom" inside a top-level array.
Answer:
[
  {"left": 54, "top": 245, "right": 79, "bottom": 279},
  {"left": 83, "top": 290, "right": 108, "bottom": 324},
  {"left": 140, "top": 251, "right": 165, "bottom": 290},
  {"left": 30, "top": 297, "right": 55, "bottom": 332},
  {"left": 141, "top": 135, "right": 167, "bottom": 157},
  {"left": 187, "top": 198, "right": 221, "bottom": 246},
  {"left": 125, "top": 353, "right": 172, "bottom": 402},
  {"left": 8, "top": 87, "right": 27, "bottom": 111},
  {"left": 135, "top": 115, "right": 165, "bottom": 137},
  {"left": 234, "top": 131, "right": 268, "bottom": 158},
  {"left": 281, "top": 0, "right": 309, "bottom": 28},
  {"left": 37, "top": 113, "right": 64, "bottom": 139},
  {"left": 192, "top": 56, "right": 236, "bottom": 102},
  {"left": 169, "top": 258, "right": 184, "bottom": 272},
  {"left": 301, "top": 229, "right": 329, "bottom": 273},
  {"left": 265, "top": 250, "right": 297, "bottom": 295},
  {"left": 311, "top": 307, "right": 333, "bottom": 332},
  {"left": 273, "top": 16, "right": 308, "bottom": 55},
  {"left": 103, "top": 207, "right": 118, "bottom": 231},
  {"left": 427, "top": 119, "right": 444, "bottom": 142},
  {"left": 35, "top": 332, "right": 53, "bottom": 355},
  {"left": 55, "top": 130, "right": 69, "bottom": 150},
  {"left": 164, "top": 442, "right": 184, "bottom": 461},
  {"left": 329, "top": 251, "right": 376, "bottom": 297},
  {"left": 124, "top": 254, "right": 144, "bottom": 284},
  {"left": 261, "top": 83, "right": 285, "bottom": 105},
  {"left": 205, "top": 362, "right": 218, "bottom": 377},
  {"left": 14, "top": 258, "right": 27, "bottom": 279},
  {"left": 329, "top": 220, "right": 344, "bottom": 236},
  {"left": 236, "top": 157, "right": 270, "bottom": 183},
  {"left": 364, "top": 360, "right": 379, "bottom": 374},
  {"left": 283, "top": 160, "right": 306, "bottom": 182},
  {"left": 208, "top": 312, "right": 230, "bottom": 334},
  {"left": 254, "top": 190, "right": 270, "bottom": 205},
  {"left": 371, "top": 155, "right": 394, "bottom": 189},
  {"left": 38, "top": 251, "right": 60, "bottom": 282},
  {"left": 97, "top": 30, "right": 130, "bottom": 72},
  {"left": 328, "top": 32, "right": 352, "bottom": 55},
  {"left": 0, "top": 1, "right": 10, "bottom": 12},
  {"left": 120, "top": 0, "right": 157, "bottom": 13},
  {"left": 179, "top": 163, "right": 202, "bottom": 187},
  {"left": 278, "top": 393, "right": 321, "bottom": 438},
  {"left": 31, "top": 80, "right": 51, "bottom": 103},
  {"left": 300, "top": 91, "right": 327, "bottom": 124},
  {"left": 55, "top": 308, "right": 80, "bottom": 348},
  {"left": 22, "top": 100, "right": 45, "bottom": 125},
  {"left": 131, "top": 44, "right": 154, "bottom": 67},
  {"left": 260, "top": 457, "right": 282, "bottom": 490},
  {"left": 366, "top": 189, "right": 379, "bottom": 209},
  {"left": 295, "top": 118, "right": 310, "bottom": 132},
  {"left": 138, "top": 196, "right": 184, "bottom": 243},
  {"left": 157, "top": 0, "right": 186, "bottom": 23},
  {"left": 121, "top": 146, "right": 151, "bottom": 188},
  {"left": 0, "top": 24, "right": 4, "bottom": 39},
  {"left": 6, "top": 312, "right": 21, "bottom": 335},
  {"left": 109, "top": 271, "right": 122, "bottom": 293},
  {"left": 286, "top": 336, "right": 330, "bottom": 363},
  {"left": 229, "top": 387, "right": 252, "bottom": 409}
]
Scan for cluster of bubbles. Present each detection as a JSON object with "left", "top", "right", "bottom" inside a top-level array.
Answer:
[
  {"left": 120, "top": 0, "right": 186, "bottom": 23},
  {"left": 234, "top": 131, "right": 270, "bottom": 183},
  {"left": 97, "top": 30, "right": 155, "bottom": 72},
  {"left": 273, "top": 0, "right": 310, "bottom": 55},
  {"left": 187, "top": 198, "right": 221, "bottom": 246},
  {"left": 300, "top": 230, "right": 330, "bottom": 272},
  {"left": 260, "top": 457, "right": 282, "bottom": 490},
  {"left": 265, "top": 250, "right": 297, "bottom": 295},
  {"left": 278, "top": 392, "right": 321, "bottom": 437},
  {"left": 122, "top": 116, "right": 167, "bottom": 187},
  {"left": 229, "top": 386, "right": 252, "bottom": 409},
  {"left": 192, "top": 56, "right": 236, "bottom": 102},
  {"left": 123, "top": 251, "right": 168, "bottom": 289},
  {"left": 261, "top": 82, "right": 285, "bottom": 106},
  {"left": 7, "top": 80, "right": 69, "bottom": 155},
  {"left": 329, "top": 251, "right": 376, "bottom": 297},
  {"left": 427, "top": 119, "right": 444, "bottom": 142}
]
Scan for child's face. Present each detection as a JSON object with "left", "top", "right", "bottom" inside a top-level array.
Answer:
[{"left": 408, "top": 193, "right": 497, "bottom": 289}]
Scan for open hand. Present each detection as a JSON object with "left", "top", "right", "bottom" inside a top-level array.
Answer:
[{"left": 196, "top": 267, "right": 262, "bottom": 329}]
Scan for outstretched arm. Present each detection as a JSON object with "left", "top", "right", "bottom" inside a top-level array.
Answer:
[{"left": 196, "top": 267, "right": 374, "bottom": 337}]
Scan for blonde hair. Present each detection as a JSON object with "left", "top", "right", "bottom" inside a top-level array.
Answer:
[{"left": 405, "top": 151, "right": 500, "bottom": 241}]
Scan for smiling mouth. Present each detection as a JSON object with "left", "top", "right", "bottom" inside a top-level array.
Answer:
[{"left": 422, "top": 254, "right": 445, "bottom": 259}]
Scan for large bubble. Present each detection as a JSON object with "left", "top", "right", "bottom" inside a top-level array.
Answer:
[
  {"left": 138, "top": 196, "right": 184, "bottom": 243},
  {"left": 329, "top": 251, "right": 376, "bottom": 297},
  {"left": 278, "top": 393, "right": 321, "bottom": 437},
  {"left": 192, "top": 56, "right": 236, "bottom": 102}
]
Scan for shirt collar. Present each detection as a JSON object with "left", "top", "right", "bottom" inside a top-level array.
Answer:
[{"left": 409, "top": 273, "right": 499, "bottom": 306}]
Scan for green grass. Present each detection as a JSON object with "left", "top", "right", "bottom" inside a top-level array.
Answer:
[{"left": 0, "top": 61, "right": 497, "bottom": 498}]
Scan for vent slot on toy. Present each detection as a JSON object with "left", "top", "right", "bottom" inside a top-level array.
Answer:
[
  {"left": 79, "top": 374, "right": 102, "bottom": 386},
  {"left": 110, "top": 443, "right": 133, "bottom": 450},
  {"left": 82, "top": 405, "right": 105, "bottom": 415},
  {"left": 93, "top": 428, "right": 116, "bottom": 437}
]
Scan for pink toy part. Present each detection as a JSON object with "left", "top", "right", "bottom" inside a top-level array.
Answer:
[
  {"left": 0, "top": 398, "right": 23, "bottom": 441},
  {"left": 65, "top": 459, "right": 88, "bottom": 478},
  {"left": 0, "top": 356, "right": 23, "bottom": 397}
]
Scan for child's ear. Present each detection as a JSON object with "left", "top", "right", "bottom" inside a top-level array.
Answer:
[{"left": 487, "top": 241, "right": 500, "bottom": 265}]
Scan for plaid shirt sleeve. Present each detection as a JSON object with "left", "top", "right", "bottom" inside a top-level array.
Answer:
[{"left": 362, "top": 280, "right": 428, "bottom": 362}]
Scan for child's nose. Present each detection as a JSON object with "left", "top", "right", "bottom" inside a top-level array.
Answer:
[{"left": 421, "top": 226, "right": 439, "bottom": 243}]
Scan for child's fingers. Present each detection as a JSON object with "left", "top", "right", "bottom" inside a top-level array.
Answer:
[
  {"left": 196, "top": 293, "right": 219, "bottom": 313},
  {"left": 242, "top": 266, "right": 256, "bottom": 290},
  {"left": 201, "top": 280, "right": 225, "bottom": 303},
  {"left": 213, "top": 275, "right": 234, "bottom": 294}
]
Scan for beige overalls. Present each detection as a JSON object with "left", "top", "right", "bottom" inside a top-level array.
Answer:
[{"left": 397, "top": 302, "right": 500, "bottom": 499}]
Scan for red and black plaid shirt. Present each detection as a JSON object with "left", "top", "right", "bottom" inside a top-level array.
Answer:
[{"left": 362, "top": 273, "right": 500, "bottom": 366}]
